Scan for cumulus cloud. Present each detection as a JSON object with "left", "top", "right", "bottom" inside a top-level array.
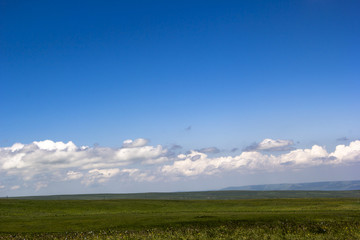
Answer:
[
  {"left": 1, "top": 138, "right": 360, "bottom": 191},
  {"left": 115, "top": 145, "right": 165, "bottom": 164},
  {"left": 162, "top": 140, "right": 360, "bottom": 177},
  {"left": 82, "top": 168, "right": 120, "bottom": 185},
  {"left": 0, "top": 139, "right": 167, "bottom": 181},
  {"left": 330, "top": 140, "right": 360, "bottom": 163},
  {"left": 34, "top": 140, "right": 77, "bottom": 151},
  {"left": 244, "top": 138, "right": 294, "bottom": 152}
]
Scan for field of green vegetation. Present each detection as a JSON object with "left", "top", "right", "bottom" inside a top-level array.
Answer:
[{"left": 0, "top": 195, "right": 359, "bottom": 239}]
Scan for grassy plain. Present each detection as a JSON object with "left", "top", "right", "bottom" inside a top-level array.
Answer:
[{"left": 0, "top": 194, "right": 359, "bottom": 239}]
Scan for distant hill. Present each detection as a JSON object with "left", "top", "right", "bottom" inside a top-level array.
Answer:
[
  {"left": 222, "top": 180, "right": 360, "bottom": 191},
  {"left": 6, "top": 190, "right": 360, "bottom": 200},
  {"left": 5, "top": 180, "right": 360, "bottom": 200}
]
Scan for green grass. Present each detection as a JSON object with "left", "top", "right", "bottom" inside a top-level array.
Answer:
[{"left": 0, "top": 198, "right": 359, "bottom": 239}]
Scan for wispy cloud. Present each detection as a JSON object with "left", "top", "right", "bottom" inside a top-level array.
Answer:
[
  {"left": 170, "top": 144, "right": 182, "bottom": 151},
  {"left": 10, "top": 185, "right": 20, "bottom": 190},
  {"left": 231, "top": 148, "right": 239, "bottom": 152},
  {"left": 244, "top": 139, "right": 294, "bottom": 152},
  {"left": 122, "top": 138, "right": 149, "bottom": 148},
  {"left": 197, "top": 147, "right": 220, "bottom": 154}
]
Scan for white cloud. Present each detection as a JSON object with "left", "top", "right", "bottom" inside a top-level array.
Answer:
[
  {"left": 258, "top": 139, "right": 294, "bottom": 150},
  {"left": 0, "top": 139, "right": 167, "bottom": 180},
  {"left": 122, "top": 138, "right": 148, "bottom": 148},
  {"left": 280, "top": 145, "right": 328, "bottom": 165},
  {"left": 1, "top": 139, "right": 360, "bottom": 191},
  {"left": 8, "top": 143, "right": 25, "bottom": 152},
  {"left": 35, "top": 182, "right": 48, "bottom": 191},
  {"left": 116, "top": 145, "right": 166, "bottom": 163},
  {"left": 82, "top": 168, "right": 120, "bottom": 185},
  {"left": 161, "top": 140, "right": 360, "bottom": 178},
  {"left": 34, "top": 140, "right": 77, "bottom": 151},
  {"left": 245, "top": 138, "right": 294, "bottom": 151},
  {"left": 330, "top": 140, "right": 360, "bottom": 163},
  {"left": 120, "top": 169, "right": 156, "bottom": 182},
  {"left": 162, "top": 151, "right": 212, "bottom": 177},
  {"left": 66, "top": 171, "right": 83, "bottom": 180},
  {"left": 10, "top": 185, "right": 20, "bottom": 190}
]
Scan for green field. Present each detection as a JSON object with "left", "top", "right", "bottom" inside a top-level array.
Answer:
[{"left": 1, "top": 194, "right": 360, "bottom": 239}]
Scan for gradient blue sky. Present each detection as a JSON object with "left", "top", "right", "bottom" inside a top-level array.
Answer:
[{"left": 1, "top": 0, "right": 359, "bottom": 196}]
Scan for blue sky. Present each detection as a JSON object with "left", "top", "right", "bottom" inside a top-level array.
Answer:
[{"left": 1, "top": 0, "right": 359, "bottom": 196}]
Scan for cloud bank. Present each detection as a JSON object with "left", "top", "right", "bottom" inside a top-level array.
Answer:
[
  {"left": 1, "top": 138, "right": 360, "bottom": 192},
  {"left": 161, "top": 141, "right": 360, "bottom": 177},
  {"left": 0, "top": 138, "right": 167, "bottom": 182}
]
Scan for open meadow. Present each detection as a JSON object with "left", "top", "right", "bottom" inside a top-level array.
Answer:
[{"left": 0, "top": 193, "right": 360, "bottom": 239}]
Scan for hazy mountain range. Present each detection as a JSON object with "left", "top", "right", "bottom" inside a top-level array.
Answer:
[{"left": 222, "top": 180, "right": 360, "bottom": 191}]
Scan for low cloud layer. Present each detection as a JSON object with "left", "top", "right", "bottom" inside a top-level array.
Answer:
[
  {"left": 162, "top": 140, "right": 360, "bottom": 177},
  {"left": 0, "top": 139, "right": 167, "bottom": 182},
  {"left": 1, "top": 138, "right": 360, "bottom": 193},
  {"left": 162, "top": 141, "right": 360, "bottom": 177}
]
